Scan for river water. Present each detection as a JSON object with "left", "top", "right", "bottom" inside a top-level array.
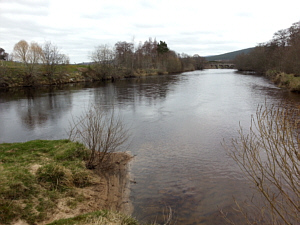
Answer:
[{"left": 1, "top": 69, "right": 300, "bottom": 224}]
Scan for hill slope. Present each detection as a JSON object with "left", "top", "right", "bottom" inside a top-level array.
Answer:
[{"left": 205, "top": 47, "right": 254, "bottom": 61}]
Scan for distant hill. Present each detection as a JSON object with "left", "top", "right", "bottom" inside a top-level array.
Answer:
[{"left": 204, "top": 47, "right": 254, "bottom": 61}]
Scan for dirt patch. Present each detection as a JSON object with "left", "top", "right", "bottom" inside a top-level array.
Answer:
[
  {"left": 16, "top": 152, "right": 134, "bottom": 225},
  {"left": 13, "top": 220, "right": 28, "bottom": 225},
  {"left": 29, "top": 164, "right": 42, "bottom": 175},
  {"left": 96, "top": 152, "right": 134, "bottom": 213}
]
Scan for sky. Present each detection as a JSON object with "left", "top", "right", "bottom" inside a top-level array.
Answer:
[{"left": 1, "top": 0, "right": 300, "bottom": 63}]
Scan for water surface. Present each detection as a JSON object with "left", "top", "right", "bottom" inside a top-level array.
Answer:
[{"left": 1, "top": 69, "right": 299, "bottom": 224}]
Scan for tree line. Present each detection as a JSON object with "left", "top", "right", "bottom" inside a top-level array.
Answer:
[
  {"left": 89, "top": 38, "right": 205, "bottom": 80},
  {"left": 0, "top": 38, "right": 206, "bottom": 86},
  {"left": 235, "top": 21, "right": 300, "bottom": 76},
  {"left": 0, "top": 40, "right": 70, "bottom": 86}
]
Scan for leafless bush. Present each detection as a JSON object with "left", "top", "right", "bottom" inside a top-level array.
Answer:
[
  {"left": 223, "top": 104, "right": 300, "bottom": 224},
  {"left": 68, "top": 105, "right": 130, "bottom": 169}
]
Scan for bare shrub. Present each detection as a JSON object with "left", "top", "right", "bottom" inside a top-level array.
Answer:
[
  {"left": 223, "top": 104, "right": 300, "bottom": 224},
  {"left": 68, "top": 105, "right": 130, "bottom": 169}
]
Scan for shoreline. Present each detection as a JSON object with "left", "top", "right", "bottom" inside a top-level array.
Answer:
[
  {"left": 0, "top": 64, "right": 196, "bottom": 89},
  {"left": 39, "top": 153, "right": 134, "bottom": 225},
  {"left": 237, "top": 69, "right": 300, "bottom": 93},
  {"left": 40, "top": 152, "right": 134, "bottom": 225}
]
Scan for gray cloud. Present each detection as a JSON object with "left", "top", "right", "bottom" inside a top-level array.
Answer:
[{"left": 1, "top": 0, "right": 299, "bottom": 63}]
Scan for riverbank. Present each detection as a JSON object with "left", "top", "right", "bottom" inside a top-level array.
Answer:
[
  {"left": 0, "top": 140, "right": 135, "bottom": 225},
  {"left": 266, "top": 70, "right": 300, "bottom": 93},
  {"left": 237, "top": 69, "right": 300, "bottom": 93},
  {"left": 0, "top": 61, "right": 194, "bottom": 88}
]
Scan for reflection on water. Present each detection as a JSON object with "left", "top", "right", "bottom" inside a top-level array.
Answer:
[{"left": 1, "top": 70, "right": 300, "bottom": 224}]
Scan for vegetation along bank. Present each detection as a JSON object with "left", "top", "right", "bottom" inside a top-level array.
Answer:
[
  {"left": 0, "top": 38, "right": 206, "bottom": 88},
  {"left": 234, "top": 21, "right": 300, "bottom": 92}
]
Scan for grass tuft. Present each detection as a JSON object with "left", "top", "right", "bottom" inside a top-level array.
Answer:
[{"left": 37, "top": 163, "right": 74, "bottom": 191}]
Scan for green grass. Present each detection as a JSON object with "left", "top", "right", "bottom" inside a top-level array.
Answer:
[
  {"left": 0, "top": 61, "right": 92, "bottom": 87},
  {"left": 0, "top": 139, "right": 93, "bottom": 224}
]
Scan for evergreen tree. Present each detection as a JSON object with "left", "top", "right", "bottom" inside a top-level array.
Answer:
[
  {"left": 0, "top": 48, "right": 8, "bottom": 60},
  {"left": 157, "top": 41, "right": 169, "bottom": 54}
]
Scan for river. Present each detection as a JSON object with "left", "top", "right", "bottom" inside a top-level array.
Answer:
[{"left": 0, "top": 69, "right": 299, "bottom": 224}]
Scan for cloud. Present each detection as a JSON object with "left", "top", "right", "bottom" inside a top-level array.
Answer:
[
  {"left": 0, "top": 0, "right": 49, "bottom": 17},
  {"left": 1, "top": 0, "right": 300, "bottom": 63}
]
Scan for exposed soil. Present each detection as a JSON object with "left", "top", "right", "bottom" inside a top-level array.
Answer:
[{"left": 14, "top": 152, "right": 133, "bottom": 225}]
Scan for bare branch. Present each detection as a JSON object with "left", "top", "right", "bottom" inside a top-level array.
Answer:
[
  {"left": 223, "top": 103, "right": 300, "bottom": 224},
  {"left": 68, "top": 105, "right": 130, "bottom": 169}
]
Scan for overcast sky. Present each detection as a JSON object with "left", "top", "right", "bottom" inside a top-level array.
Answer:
[{"left": 1, "top": 0, "right": 299, "bottom": 63}]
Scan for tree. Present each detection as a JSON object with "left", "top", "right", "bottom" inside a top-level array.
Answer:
[
  {"left": 287, "top": 21, "right": 300, "bottom": 46},
  {"left": 13, "top": 40, "right": 29, "bottom": 63},
  {"left": 223, "top": 104, "right": 300, "bottom": 224},
  {"left": 42, "top": 41, "right": 69, "bottom": 81},
  {"left": 283, "top": 22, "right": 300, "bottom": 75},
  {"left": 234, "top": 45, "right": 268, "bottom": 74},
  {"left": 115, "top": 41, "right": 134, "bottom": 74},
  {"left": 90, "top": 44, "right": 115, "bottom": 79},
  {"left": 157, "top": 41, "right": 169, "bottom": 54},
  {"left": 164, "top": 50, "right": 182, "bottom": 73},
  {"left": 234, "top": 21, "right": 300, "bottom": 76},
  {"left": 179, "top": 53, "right": 195, "bottom": 71},
  {"left": 27, "top": 42, "right": 43, "bottom": 69},
  {"left": 193, "top": 54, "right": 206, "bottom": 70},
  {"left": 0, "top": 48, "right": 8, "bottom": 60},
  {"left": 13, "top": 40, "right": 43, "bottom": 70},
  {"left": 13, "top": 40, "right": 43, "bottom": 85},
  {"left": 134, "top": 38, "right": 158, "bottom": 70}
]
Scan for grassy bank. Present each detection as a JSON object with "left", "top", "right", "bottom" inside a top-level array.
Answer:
[
  {"left": 266, "top": 70, "right": 300, "bottom": 92},
  {"left": 0, "top": 61, "right": 181, "bottom": 88},
  {"left": 0, "top": 140, "right": 136, "bottom": 225},
  {"left": 0, "top": 62, "right": 95, "bottom": 88}
]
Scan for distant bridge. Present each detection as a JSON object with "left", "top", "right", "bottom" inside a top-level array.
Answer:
[{"left": 206, "top": 62, "right": 235, "bottom": 69}]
